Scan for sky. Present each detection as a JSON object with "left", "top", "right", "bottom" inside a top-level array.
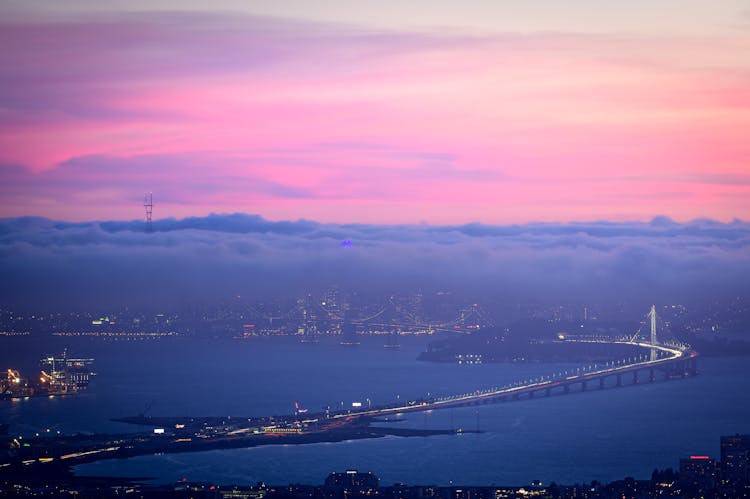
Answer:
[{"left": 1, "top": 1, "right": 749, "bottom": 224}]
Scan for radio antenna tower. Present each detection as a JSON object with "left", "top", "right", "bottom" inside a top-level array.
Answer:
[{"left": 144, "top": 192, "right": 153, "bottom": 232}]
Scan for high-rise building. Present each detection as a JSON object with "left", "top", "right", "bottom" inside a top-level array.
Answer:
[
  {"left": 721, "top": 434, "right": 750, "bottom": 483},
  {"left": 679, "top": 456, "right": 718, "bottom": 491}
]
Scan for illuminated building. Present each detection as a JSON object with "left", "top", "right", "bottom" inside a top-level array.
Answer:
[
  {"left": 721, "top": 433, "right": 750, "bottom": 484},
  {"left": 324, "top": 470, "right": 379, "bottom": 490},
  {"left": 679, "top": 455, "right": 718, "bottom": 490}
]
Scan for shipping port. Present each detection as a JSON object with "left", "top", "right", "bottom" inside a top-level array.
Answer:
[{"left": 1, "top": 351, "right": 94, "bottom": 400}]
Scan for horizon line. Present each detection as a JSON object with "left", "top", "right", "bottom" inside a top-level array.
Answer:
[{"left": 2, "top": 211, "right": 747, "bottom": 227}]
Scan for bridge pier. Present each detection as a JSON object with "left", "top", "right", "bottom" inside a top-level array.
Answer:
[
  {"left": 599, "top": 378, "right": 605, "bottom": 389},
  {"left": 649, "top": 368, "right": 655, "bottom": 382},
  {"left": 616, "top": 374, "right": 622, "bottom": 387},
  {"left": 632, "top": 371, "right": 639, "bottom": 384},
  {"left": 563, "top": 384, "right": 570, "bottom": 394},
  {"left": 581, "top": 380, "right": 587, "bottom": 392},
  {"left": 545, "top": 387, "right": 551, "bottom": 397}
]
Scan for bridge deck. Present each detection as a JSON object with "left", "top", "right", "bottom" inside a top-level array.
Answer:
[{"left": 329, "top": 340, "right": 697, "bottom": 419}]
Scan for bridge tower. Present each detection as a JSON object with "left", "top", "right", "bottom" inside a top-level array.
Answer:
[{"left": 649, "top": 304, "right": 657, "bottom": 361}]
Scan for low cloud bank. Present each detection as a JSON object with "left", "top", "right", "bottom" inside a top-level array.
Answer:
[{"left": 1, "top": 214, "right": 748, "bottom": 310}]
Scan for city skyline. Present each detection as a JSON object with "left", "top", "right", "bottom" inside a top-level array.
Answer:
[
  {"left": 1, "top": 1, "right": 749, "bottom": 223},
  {"left": 2, "top": 2, "right": 750, "bottom": 493}
]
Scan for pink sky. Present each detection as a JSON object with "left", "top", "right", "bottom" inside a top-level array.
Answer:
[{"left": 1, "top": 2, "right": 749, "bottom": 223}]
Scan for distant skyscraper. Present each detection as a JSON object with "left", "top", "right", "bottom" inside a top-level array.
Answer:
[{"left": 322, "top": 286, "right": 344, "bottom": 335}]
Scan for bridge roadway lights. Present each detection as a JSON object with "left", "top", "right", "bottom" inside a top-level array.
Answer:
[{"left": 365, "top": 345, "right": 693, "bottom": 416}]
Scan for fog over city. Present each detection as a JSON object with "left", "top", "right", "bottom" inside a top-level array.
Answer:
[
  {"left": 2, "top": 214, "right": 748, "bottom": 310},
  {"left": 3, "top": 1, "right": 750, "bottom": 495}
]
